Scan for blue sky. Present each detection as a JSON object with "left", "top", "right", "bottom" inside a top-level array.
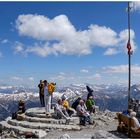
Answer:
[{"left": 0, "top": 1, "right": 140, "bottom": 87}]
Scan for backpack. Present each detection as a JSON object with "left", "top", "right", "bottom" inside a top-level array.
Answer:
[{"left": 48, "top": 83, "right": 55, "bottom": 94}]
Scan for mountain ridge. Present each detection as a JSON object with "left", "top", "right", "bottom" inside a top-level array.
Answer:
[{"left": 0, "top": 83, "right": 140, "bottom": 121}]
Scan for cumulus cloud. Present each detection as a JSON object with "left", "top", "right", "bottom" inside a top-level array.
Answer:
[
  {"left": 118, "top": 29, "right": 136, "bottom": 52},
  {"left": 15, "top": 14, "right": 136, "bottom": 57},
  {"left": 104, "top": 48, "right": 119, "bottom": 55},
  {"left": 10, "top": 76, "right": 23, "bottom": 81},
  {"left": 1, "top": 39, "right": 8, "bottom": 44},
  {"left": 49, "top": 72, "right": 75, "bottom": 82},
  {"left": 103, "top": 64, "right": 140, "bottom": 74},
  {"left": 14, "top": 42, "right": 24, "bottom": 54},
  {"left": 86, "top": 73, "right": 102, "bottom": 80},
  {"left": 93, "top": 73, "right": 101, "bottom": 79},
  {"left": 80, "top": 69, "right": 89, "bottom": 73},
  {"left": 50, "top": 74, "right": 67, "bottom": 81},
  {"left": 131, "top": 1, "right": 140, "bottom": 11}
]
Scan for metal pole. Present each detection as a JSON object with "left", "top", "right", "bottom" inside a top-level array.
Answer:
[
  {"left": 127, "top": 2, "right": 132, "bottom": 138},
  {"left": 127, "top": 2, "right": 131, "bottom": 110}
]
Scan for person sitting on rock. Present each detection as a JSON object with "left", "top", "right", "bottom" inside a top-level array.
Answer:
[
  {"left": 54, "top": 99, "right": 71, "bottom": 123},
  {"left": 130, "top": 111, "right": 140, "bottom": 131},
  {"left": 18, "top": 100, "right": 25, "bottom": 114},
  {"left": 86, "top": 96, "right": 95, "bottom": 114},
  {"left": 76, "top": 99, "right": 93, "bottom": 126},
  {"left": 62, "top": 95, "right": 76, "bottom": 117}
]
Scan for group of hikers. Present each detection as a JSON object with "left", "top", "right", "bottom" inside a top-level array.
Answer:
[{"left": 38, "top": 80, "right": 96, "bottom": 125}]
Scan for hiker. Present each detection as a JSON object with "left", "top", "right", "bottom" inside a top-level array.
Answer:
[
  {"left": 62, "top": 95, "right": 75, "bottom": 117},
  {"left": 49, "top": 82, "right": 56, "bottom": 109},
  {"left": 86, "top": 96, "right": 95, "bottom": 113},
  {"left": 130, "top": 111, "right": 140, "bottom": 131},
  {"left": 76, "top": 99, "right": 93, "bottom": 125},
  {"left": 18, "top": 100, "right": 25, "bottom": 114},
  {"left": 44, "top": 80, "right": 51, "bottom": 116},
  {"left": 71, "top": 97, "right": 82, "bottom": 110},
  {"left": 44, "top": 80, "right": 56, "bottom": 116},
  {"left": 54, "top": 99, "right": 70, "bottom": 123},
  {"left": 86, "top": 85, "right": 94, "bottom": 100},
  {"left": 38, "top": 80, "right": 45, "bottom": 107}
]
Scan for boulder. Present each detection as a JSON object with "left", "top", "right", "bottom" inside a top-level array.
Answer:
[
  {"left": 17, "top": 114, "right": 25, "bottom": 121},
  {"left": 58, "top": 133, "right": 70, "bottom": 139},
  {"left": 91, "top": 130, "right": 117, "bottom": 139},
  {"left": 9, "top": 130, "right": 17, "bottom": 138}
]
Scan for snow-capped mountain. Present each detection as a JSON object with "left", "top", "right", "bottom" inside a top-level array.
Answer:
[{"left": 0, "top": 83, "right": 139, "bottom": 121}]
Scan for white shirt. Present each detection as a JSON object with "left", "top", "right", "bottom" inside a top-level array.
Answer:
[{"left": 44, "top": 85, "right": 49, "bottom": 96}]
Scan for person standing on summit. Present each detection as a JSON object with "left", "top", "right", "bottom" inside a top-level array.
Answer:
[
  {"left": 44, "top": 80, "right": 56, "bottom": 116},
  {"left": 44, "top": 80, "right": 51, "bottom": 116},
  {"left": 38, "top": 80, "right": 45, "bottom": 107}
]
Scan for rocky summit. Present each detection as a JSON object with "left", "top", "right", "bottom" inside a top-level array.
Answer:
[{"left": 0, "top": 107, "right": 127, "bottom": 139}]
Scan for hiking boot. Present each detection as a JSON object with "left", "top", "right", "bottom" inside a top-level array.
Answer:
[{"left": 65, "top": 118, "right": 71, "bottom": 124}]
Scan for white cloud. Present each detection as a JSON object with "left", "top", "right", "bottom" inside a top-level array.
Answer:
[
  {"left": 10, "top": 76, "right": 23, "bottom": 81},
  {"left": 103, "top": 64, "right": 140, "bottom": 74},
  {"left": 118, "top": 29, "right": 136, "bottom": 52},
  {"left": 28, "top": 77, "right": 34, "bottom": 81},
  {"left": 1, "top": 39, "right": 8, "bottom": 44},
  {"left": 49, "top": 72, "right": 75, "bottom": 82},
  {"left": 26, "top": 42, "right": 57, "bottom": 57},
  {"left": 88, "top": 24, "right": 118, "bottom": 47},
  {"left": 80, "top": 69, "right": 89, "bottom": 73},
  {"left": 14, "top": 42, "right": 24, "bottom": 54},
  {"left": 86, "top": 73, "right": 102, "bottom": 80},
  {"left": 131, "top": 2, "right": 140, "bottom": 11},
  {"left": 15, "top": 14, "right": 136, "bottom": 57},
  {"left": 104, "top": 48, "right": 119, "bottom": 55},
  {"left": 59, "top": 72, "right": 66, "bottom": 75},
  {"left": 93, "top": 73, "right": 101, "bottom": 79},
  {"left": 51, "top": 75, "right": 66, "bottom": 81}
]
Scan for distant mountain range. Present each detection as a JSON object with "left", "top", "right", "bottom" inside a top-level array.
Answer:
[{"left": 0, "top": 84, "right": 140, "bottom": 121}]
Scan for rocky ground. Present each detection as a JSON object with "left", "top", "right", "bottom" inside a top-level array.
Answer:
[
  {"left": 46, "top": 110, "right": 128, "bottom": 139},
  {"left": 0, "top": 108, "right": 128, "bottom": 139}
]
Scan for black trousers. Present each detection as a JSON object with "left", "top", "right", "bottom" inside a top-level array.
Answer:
[{"left": 40, "top": 94, "right": 45, "bottom": 107}]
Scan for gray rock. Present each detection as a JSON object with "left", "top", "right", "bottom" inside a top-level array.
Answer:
[
  {"left": 58, "top": 133, "right": 70, "bottom": 139},
  {"left": 9, "top": 130, "right": 17, "bottom": 138},
  {"left": 91, "top": 130, "right": 117, "bottom": 139}
]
